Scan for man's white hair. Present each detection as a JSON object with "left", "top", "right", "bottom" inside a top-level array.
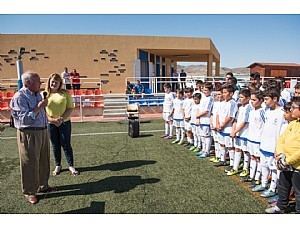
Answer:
[{"left": 21, "top": 70, "right": 38, "bottom": 87}]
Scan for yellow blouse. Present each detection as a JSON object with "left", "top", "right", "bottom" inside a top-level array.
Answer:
[
  {"left": 45, "top": 91, "right": 74, "bottom": 122},
  {"left": 276, "top": 120, "right": 300, "bottom": 170}
]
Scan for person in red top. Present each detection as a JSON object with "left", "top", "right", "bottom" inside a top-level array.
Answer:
[{"left": 70, "top": 69, "right": 81, "bottom": 90}]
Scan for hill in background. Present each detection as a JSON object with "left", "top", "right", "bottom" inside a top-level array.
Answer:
[{"left": 177, "top": 64, "right": 250, "bottom": 76}]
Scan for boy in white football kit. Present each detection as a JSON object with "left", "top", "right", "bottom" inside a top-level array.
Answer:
[
  {"left": 182, "top": 87, "right": 195, "bottom": 147},
  {"left": 228, "top": 88, "right": 251, "bottom": 176},
  {"left": 241, "top": 90, "right": 265, "bottom": 188},
  {"left": 210, "top": 88, "right": 224, "bottom": 163},
  {"left": 215, "top": 84, "right": 238, "bottom": 169},
  {"left": 161, "top": 83, "right": 175, "bottom": 139},
  {"left": 170, "top": 89, "right": 185, "bottom": 145},
  {"left": 197, "top": 82, "right": 214, "bottom": 158},
  {"left": 189, "top": 92, "right": 202, "bottom": 153},
  {"left": 252, "top": 87, "right": 285, "bottom": 198}
]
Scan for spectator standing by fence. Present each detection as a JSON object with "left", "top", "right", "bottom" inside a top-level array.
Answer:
[
  {"left": 126, "top": 81, "right": 134, "bottom": 94},
  {"left": 70, "top": 69, "right": 81, "bottom": 90},
  {"left": 61, "top": 67, "right": 71, "bottom": 90},
  {"left": 172, "top": 69, "right": 179, "bottom": 91},
  {"left": 180, "top": 69, "right": 187, "bottom": 89},
  {"left": 135, "top": 80, "right": 144, "bottom": 94}
]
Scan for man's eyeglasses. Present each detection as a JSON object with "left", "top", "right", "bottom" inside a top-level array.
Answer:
[{"left": 290, "top": 106, "right": 300, "bottom": 111}]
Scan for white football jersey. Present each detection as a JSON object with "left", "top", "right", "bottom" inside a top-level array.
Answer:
[
  {"left": 190, "top": 103, "right": 201, "bottom": 125},
  {"left": 211, "top": 100, "right": 221, "bottom": 127},
  {"left": 259, "top": 107, "right": 285, "bottom": 156},
  {"left": 172, "top": 98, "right": 184, "bottom": 120},
  {"left": 247, "top": 107, "right": 265, "bottom": 144},
  {"left": 235, "top": 104, "right": 251, "bottom": 138},
  {"left": 218, "top": 99, "right": 238, "bottom": 134},
  {"left": 199, "top": 95, "right": 214, "bottom": 126},
  {"left": 163, "top": 92, "right": 175, "bottom": 113},
  {"left": 182, "top": 97, "right": 194, "bottom": 118}
]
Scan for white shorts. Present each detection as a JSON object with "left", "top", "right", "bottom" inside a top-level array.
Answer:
[
  {"left": 211, "top": 130, "right": 219, "bottom": 142},
  {"left": 247, "top": 141, "right": 261, "bottom": 157},
  {"left": 163, "top": 112, "right": 172, "bottom": 122},
  {"left": 218, "top": 133, "right": 233, "bottom": 148},
  {"left": 234, "top": 137, "right": 248, "bottom": 151},
  {"left": 184, "top": 120, "right": 192, "bottom": 131},
  {"left": 191, "top": 124, "right": 200, "bottom": 136},
  {"left": 199, "top": 125, "right": 211, "bottom": 137},
  {"left": 173, "top": 119, "right": 184, "bottom": 128},
  {"left": 260, "top": 153, "right": 276, "bottom": 170}
]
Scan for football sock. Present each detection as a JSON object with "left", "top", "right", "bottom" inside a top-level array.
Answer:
[
  {"left": 193, "top": 134, "right": 198, "bottom": 147},
  {"left": 229, "top": 149, "right": 235, "bottom": 166},
  {"left": 205, "top": 137, "right": 212, "bottom": 153},
  {"left": 243, "top": 152, "right": 250, "bottom": 170},
  {"left": 233, "top": 151, "right": 242, "bottom": 170},
  {"left": 165, "top": 123, "right": 169, "bottom": 135},
  {"left": 201, "top": 136, "right": 205, "bottom": 152},
  {"left": 169, "top": 125, "right": 174, "bottom": 136},
  {"left": 249, "top": 159, "right": 257, "bottom": 179},
  {"left": 180, "top": 128, "right": 185, "bottom": 141},
  {"left": 261, "top": 163, "right": 270, "bottom": 187},
  {"left": 176, "top": 128, "right": 180, "bottom": 141},
  {"left": 255, "top": 162, "right": 262, "bottom": 181},
  {"left": 197, "top": 134, "right": 202, "bottom": 149},
  {"left": 219, "top": 146, "right": 226, "bottom": 162},
  {"left": 270, "top": 169, "right": 278, "bottom": 192},
  {"left": 215, "top": 142, "right": 220, "bottom": 158}
]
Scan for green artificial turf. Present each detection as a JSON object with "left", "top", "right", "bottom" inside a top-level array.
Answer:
[{"left": 0, "top": 119, "right": 268, "bottom": 214}]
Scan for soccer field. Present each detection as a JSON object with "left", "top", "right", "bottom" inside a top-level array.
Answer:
[{"left": 0, "top": 118, "right": 268, "bottom": 214}]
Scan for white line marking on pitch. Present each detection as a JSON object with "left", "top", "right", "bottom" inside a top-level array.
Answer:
[{"left": 0, "top": 129, "right": 164, "bottom": 140}]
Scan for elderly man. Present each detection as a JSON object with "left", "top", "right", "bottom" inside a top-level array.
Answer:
[{"left": 10, "top": 71, "right": 55, "bottom": 205}]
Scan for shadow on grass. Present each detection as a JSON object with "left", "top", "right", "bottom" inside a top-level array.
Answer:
[
  {"left": 62, "top": 201, "right": 105, "bottom": 214},
  {"left": 42, "top": 175, "right": 160, "bottom": 199},
  {"left": 136, "top": 134, "right": 153, "bottom": 138},
  {"left": 140, "top": 120, "right": 152, "bottom": 124},
  {"left": 77, "top": 160, "right": 156, "bottom": 172},
  {"left": 117, "top": 120, "right": 152, "bottom": 124}
]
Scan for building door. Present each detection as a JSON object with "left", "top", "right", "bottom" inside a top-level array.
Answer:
[
  {"left": 140, "top": 60, "right": 149, "bottom": 89},
  {"left": 139, "top": 50, "right": 149, "bottom": 89}
]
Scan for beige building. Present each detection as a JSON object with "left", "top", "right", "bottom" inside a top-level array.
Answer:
[{"left": 0, "top": 34, "right": 220, "bottom": 93}]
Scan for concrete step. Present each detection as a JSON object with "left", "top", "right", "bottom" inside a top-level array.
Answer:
[
  {"left": 103, "top": 109, "right": 126, "bottom": 114},
  {"left": 104, "top": 101, "right": 128, "bottom": 107},
  {"left": 103, "top": 93, "right": 127, "bottom": 98},
  {"left": 103, "top": 112, "right": 127, "bottom": 118},
  {"left": 103, "top": 105, "right": 127, "bottom": 110}
]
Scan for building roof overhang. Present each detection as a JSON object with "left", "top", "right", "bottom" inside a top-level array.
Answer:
[{"left": 247, "top": 62, "right": 300, "bottom": 68}]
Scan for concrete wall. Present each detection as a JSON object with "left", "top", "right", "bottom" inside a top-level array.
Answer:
[{"left": 0, "top": 34, "right": 220, "bottom": 93}]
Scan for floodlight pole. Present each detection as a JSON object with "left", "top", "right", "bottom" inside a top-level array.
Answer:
[
  {"left": 16, "top": 47, "right": 25, "bottom": 90},
  {"left": 16, "top": 60, "right": 23, "bottom": 90}
]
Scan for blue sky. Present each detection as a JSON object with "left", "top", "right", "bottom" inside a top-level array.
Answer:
[{"left": 1, "top": 14, "right": 300, "bottom": 68}]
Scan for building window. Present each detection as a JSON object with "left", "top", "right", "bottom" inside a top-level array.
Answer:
[
  {"left": 100, "top": 50, "right": 108, "bottom": 54},
  {"left": 139, "top": 50, "right": 148, "bottom": 61}
]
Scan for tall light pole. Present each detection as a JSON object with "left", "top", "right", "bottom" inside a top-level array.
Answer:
[{"left": 16, "top": 47, "right": 25, "bottom": 90}]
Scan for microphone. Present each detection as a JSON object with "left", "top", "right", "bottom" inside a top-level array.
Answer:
[{"left": 43, "top": 91, "right": 47, "bottom": 99}]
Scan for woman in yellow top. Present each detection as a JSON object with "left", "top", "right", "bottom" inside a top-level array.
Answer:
[
  {"left": 266, "top": 96, "right": 300, "bottom": 214},
  {"left": 45, "top": 73, "right": 79, "bottom": 176}
]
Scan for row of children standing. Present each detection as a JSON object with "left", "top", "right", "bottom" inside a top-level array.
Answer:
[
  {"left": 161, "top": 74, "right": 300, "bottom": 214},
  {"left": 161, "top": 81, "right": 214, "bottom": 158}
]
